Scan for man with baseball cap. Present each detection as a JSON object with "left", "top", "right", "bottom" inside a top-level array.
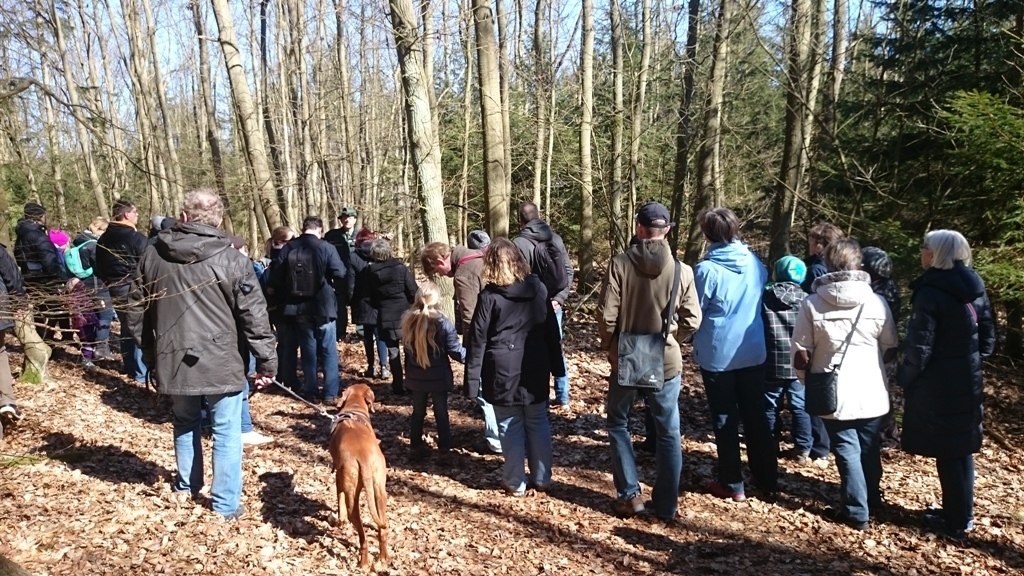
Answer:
[
  {"left": 597, "top": 201, "right": 702, "bottom": 522},
  {"left": 324, "top": 207, "right": 359, "bottom": 339}
]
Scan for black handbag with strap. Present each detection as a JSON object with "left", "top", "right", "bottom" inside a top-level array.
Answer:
[
  {"left": 615, "top": 261, "right": 681, "bottom": 391},
  {"left": 805, "top": 304, "right": 864, "bottom": 416}
]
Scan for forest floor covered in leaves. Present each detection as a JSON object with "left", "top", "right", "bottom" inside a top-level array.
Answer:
[{"left": 2, "top": 317, "right": 1023, "bottom": 575}]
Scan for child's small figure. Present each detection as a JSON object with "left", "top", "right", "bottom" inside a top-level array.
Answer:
[{"left": 400, "top": 282, "right": 466, "bottom": 459}]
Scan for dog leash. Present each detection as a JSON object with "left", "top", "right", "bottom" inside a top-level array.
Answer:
[{"left": 267, "top": 379, "right": 334, "bottom": 420}]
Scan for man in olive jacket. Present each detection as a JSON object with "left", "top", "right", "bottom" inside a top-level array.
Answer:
[
  {"left": 597, "top": 202, "right": 702, "bottom": 523},
  {"left": 125, "top": 189, "right": 277, "bottom": 520}
]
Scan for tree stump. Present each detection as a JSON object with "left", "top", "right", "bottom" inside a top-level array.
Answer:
[{"left": 14, "top": 310, "right": 51, "bottom": 384}]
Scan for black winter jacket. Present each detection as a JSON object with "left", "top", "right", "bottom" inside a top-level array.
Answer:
[
  {"left": 512, "top": 219, "right": 573, "bottom": 305},
  {"left": 762, "top": 282, "right": 807, "bottom": 381},
  {"left": 324, "top": 228, "right": 355, "bottom": 304},
  {"left": 801, "top": 254, "right": 828, "bottom": 294},
  {"left": 465, "top": 275, "right": 563, "bottom": 406},
  {"left": 404, "top": 315, "right": 465, "bottom": 393},
  {"left": 367, "top": 258, "right": 417, "bottom": 335},
  {"left": 125, "top": 223, "right": 277, "bottom": 396},
  {"left": 269, "top": 233, "right": 347, "bottom": 321},
  {"left": 14, "top": 219, "right": 62, "bottom": 285},
  {"left": 96, "top": 221, "right": 149, "bottom": 296},
  {"left": 899, "top": 262, "right": 996, "bottom": 459},
  {"left": 0, "top": 245, "right": 26, "bottom": 333},
  {"left": 349, "top": 243, "right": 377, "bottom": 326}
]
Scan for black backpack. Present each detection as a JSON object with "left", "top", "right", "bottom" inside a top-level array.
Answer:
[
  {"left": 528, "top": 238, "right": 569, "bottom": 296},
  {"left": 286, "top": 244, "right": 321, "bottom": 298}
]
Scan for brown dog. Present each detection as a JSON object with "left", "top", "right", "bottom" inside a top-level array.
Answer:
[{"left": 328, "top": 383, "right": 388, "bottom": 569}]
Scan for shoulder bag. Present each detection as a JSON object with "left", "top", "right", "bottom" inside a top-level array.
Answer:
[
  {"left": 616, "top": 261, "right": 681, "bottom": 391},
  {"left": 805, "top": 304, "right": 864, "bottom": 416}
]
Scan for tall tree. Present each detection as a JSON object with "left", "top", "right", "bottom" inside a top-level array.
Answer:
[
  {"left": 670, "top": 0, "right": 700, "bottom": 254},
  {"left": 578, "top": 0, "right": 594, "bottom": 288},
  {"left": 609, "top": 0, "right": 625, "bottom": 252},
  {"left": 473, "top": 0, "right": 509, "bottom": 237},
  {"left": 685, "top": 0, "right": 733, "bottom": 264},
  {"left": 210, "top": 0, "right": 282, "bottom": 233}
]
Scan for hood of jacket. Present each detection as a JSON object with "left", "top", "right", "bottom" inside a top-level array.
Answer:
[
  {"left": 489, "top": 275, "right": 543, "bottom": 302},
  {"left": 765, "top": 281, "right": 806, "bottom": 310},
  {"left": 152, "top": 223, "right": 231, "bottom": 264},
  {"left": 812, "top": 270, "right": 874, "bottom": 308},
  {"left": 911, "top": 262, "right": 985, "bottom": 304},
  {"left": 15, "top": 218, "right": 44, "bottom": 237},
  {"left": 517, "top": 219, "right": 554, "bottom": 244},
  {"left": 625, "top": 238, "right": 674, "bottom": 277},
  {"left": 703, "top": 241, "right": 758, "bottom": 275}
]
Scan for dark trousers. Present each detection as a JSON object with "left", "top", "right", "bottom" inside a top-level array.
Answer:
[
  {"left": 410, "top": 390, "right": 451, "bottom": 450},
  {"left": 937, "top": 454, "right": 975, "bottom": 531},
  {"left": 810, "top": 415, "right": 831, "bottom": 459},
  {"left": 701, "top": 365, "right": 779, "bottom": 493}
]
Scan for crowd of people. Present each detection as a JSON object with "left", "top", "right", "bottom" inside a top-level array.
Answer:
[{"left": 0, "top": 194, "right": 995, "bottom": 542}]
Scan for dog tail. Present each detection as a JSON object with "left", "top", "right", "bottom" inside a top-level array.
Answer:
[{"left": 360, "top": 459, "right": 387, "bottom": 530}]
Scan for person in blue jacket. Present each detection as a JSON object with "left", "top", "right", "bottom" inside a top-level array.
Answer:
[{"left": 692, "top": 207, "right": 778, "bottom": 501}]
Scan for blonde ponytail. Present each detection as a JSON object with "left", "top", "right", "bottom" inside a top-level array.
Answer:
[{"left": 400, "top": 282, "right": 443, "bottom": 369}]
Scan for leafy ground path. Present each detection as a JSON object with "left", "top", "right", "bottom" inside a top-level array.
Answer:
[{"left": 1, "top": 327, "right": 1022, "bottom": 575}]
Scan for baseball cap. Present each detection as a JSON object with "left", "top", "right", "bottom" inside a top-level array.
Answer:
[
  {"left": 636, "top": 202, "right": 672, "bottom": 228},
  {"left": 339, "top": 207, "right": 358, "bottom": 218}
]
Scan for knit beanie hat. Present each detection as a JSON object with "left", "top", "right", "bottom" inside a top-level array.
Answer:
[
  {"left": 48, "top": 229, "right": 71, "bottom": 248},
  {"left": 24, "top": 202, "right": 46, "bottom": 220},
  {"left": 861, "top": 246, "right": 893, "bottom": 280},
  {"left": 467, "top": 229, "right": 491, "bottom": 250},
  {"left": 774, "top": 255, "right": 807, "bottom": 284}
]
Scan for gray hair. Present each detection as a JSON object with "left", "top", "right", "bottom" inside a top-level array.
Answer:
[
  {"left": 368, "top": 238, "right": 392, "bottom": 262},
  {"left": 924, "top": 229, "right": 972, "bottom": 269},
  {"left": 182, "top": 188, "right": 224, "bottom": 227}
]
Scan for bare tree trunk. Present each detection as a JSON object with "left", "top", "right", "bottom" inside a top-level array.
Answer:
[
  {"left": 45, "top": 0, "right": 109, "bottom": 216},
  {"left": 388, "top": 0, "right": 448, "bottom": 244},
  {"left": 259, "top": 0, "right": 288, "bottom": 224},
  {"left": 578, "top": 0, "right": 594, "bottom": 289},
  {"left": 459, "top": 0, "right": 474, "bottom": 240},
  {"left": 530, "top": 0, "right": 547, "bottom": 207},
  {"left": 685, "top": 0, "right": 733, "bottom": 263},
  {"left": 496, "top": 0, "right": 512, "bottom": 201},
  {"left": 190, "top": 0, "right": 233, "bottom": 233},
  {"left": 670, "top": 0, "right": 700, "bottom": 255},
  {"left": 37, "top": 55, "right": 66, "bottom": 225},
  {"left": 609, "top": 0, "right": 625, "bottom": 253},
  {"left": 769, "top": 0, "right": 825, "bottom": 262},
  {"left": 141, "top": 0, "right": 184, "bottom": 210},
  {"left": 333, "top": 0, "right": 362, "bottom": 210},
  {"left": 627, "top": 0, "right": 652, "bottom": 224},
  {"left": 93, "top": 0, "right": 128, "bottom": 198},
  {"left": 473, "top": 0, "right": 509, "bottom": 237},
  {"left": 820, "top": 0, "right": 848, "bottom": 148},
  {"left": 211, "top": 0, "right": 284, "bottom": 230}
]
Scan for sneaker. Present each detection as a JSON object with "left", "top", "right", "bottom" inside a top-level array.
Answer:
[
  {"left": 362, "top": 367, "right": 375, "bottom": 378},
  {"left": 82, "top": 359, "right": 97, "bottom": 370},
  {"left": 471, "top": 439, "right": 503, "bottom": 455},
  {"left": 825, "top": 506, "right": 869, "bottom": 531},
  {"left": 708, "top": 481, "right": 747, "bottom": 502},
  {"left": 611, "top": 495, "right": 646, "bottom": 518},
  {"left": 219, "top": 504, "right": 246, "bottom": 521},
  {"left": 380, "top": 368, "right": 392, "bottom": 381},
  {"left": 922, "top": 507, "right": 974, "bottom": 541},
  {"left": 241, "top": 431, "right": 275, "bottom": 446},
  {"left": 0, "top": 404, "right": 23, "bottom": 424}
]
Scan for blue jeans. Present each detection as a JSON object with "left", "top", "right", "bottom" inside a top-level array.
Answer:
[
  {"left": 95, "top": 288, "right": 114, "bottom": 349},
  {"left": 477, "top": 397, "right": 502, "bottom": 452},
  {"left": 764, "top": 378, "right": 811, "bottom": 453},
  {"left": 297, "top": 317, "right": 340, "bottom": 401},
  {"left": 823, "top": 416, "right": 883, "bottom": 523},
  {"left": 362, "top": 325, "right": 388, "bottom": 373},
  {"left": 171, "top": 391, "right": 243, "bottom": 517},
  {"left": 607, "top": 373, "right": 682, "bottom": 520},
  {"left": 701, "top": 366, "right": 778, "bottom": 493},
  {"left": 116, "top": 308, "right": 148, "bottom": 383},
  {"left": 936, "top": 455, "right": 975, "bottom": 531},
  {"left": 811, "top": 415, "right": 832, "bottom": 459},
  {"left": 411, "top": 390, "right": 451, "bottom": 450},
  {"left": 553, "top": 307, "right": 569, "bottom": 404},
  {"left": 493, "top": 401, "right": 552, "bottom": 493},
  {"left": 241, "top": 381, "right": 253, "bottom": 434}
]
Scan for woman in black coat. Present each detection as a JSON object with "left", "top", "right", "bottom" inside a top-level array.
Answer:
[
  {"left": 899, "top": 230, "right": 996, "bottom": 541},
  {"left": 366, "top": 239, "right": 417, "bottom": 394},
  {"left": 465, "top": 238, "right": 563, "bottom": 496}
]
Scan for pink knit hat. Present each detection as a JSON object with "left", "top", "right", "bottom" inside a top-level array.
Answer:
[{"left": 48, "top": 229, "right": 71, "bottom": 248}]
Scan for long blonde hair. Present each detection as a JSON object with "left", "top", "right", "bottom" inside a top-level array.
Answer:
[
  {"left": 481, "top": 237, "right": 529, "bottom": 287},
  {"left": 400, "top": 281, "right": 443, "bottom": 369}
]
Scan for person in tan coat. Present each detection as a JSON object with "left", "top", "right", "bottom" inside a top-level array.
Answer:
[{"left": 598, "top": 202, "right": 701, "bottom": 522}]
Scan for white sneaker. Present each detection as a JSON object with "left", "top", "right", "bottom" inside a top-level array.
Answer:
[
  {"left": 0, "top": 404, "right": 23, "bottom": 422},
  {"left": 241, "top": 431, "right": 274, "bottom": 446}
]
